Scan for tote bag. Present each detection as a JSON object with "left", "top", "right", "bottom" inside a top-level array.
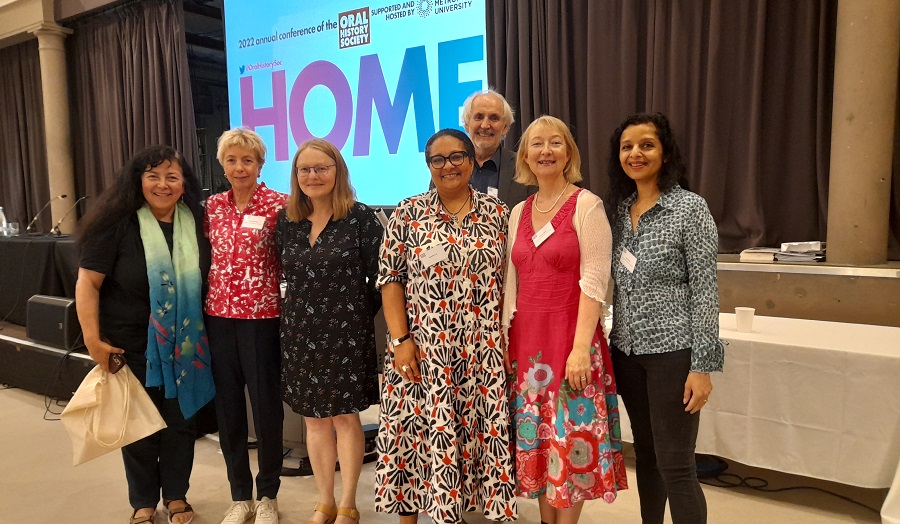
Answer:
[{"left": 61, "top": 364, "right": 167, "bottom": 465}]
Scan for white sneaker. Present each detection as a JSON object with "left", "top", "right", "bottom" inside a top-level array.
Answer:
[
  {"left": 220, "top": 500, "right": 254, "bottom": 524},
  {"left": 255, "top": 497, "right": 279, "bottom": 524}
]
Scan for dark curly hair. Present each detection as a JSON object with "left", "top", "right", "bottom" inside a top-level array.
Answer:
[
  {"left": 424, "top": 128, "right": 476, "bottom": 164},
  {"left": 606, "top": 112, "right": 687, "bottom": 217},
  {"left": 78, "top": 145, "right": 202, "bottom": 244}
]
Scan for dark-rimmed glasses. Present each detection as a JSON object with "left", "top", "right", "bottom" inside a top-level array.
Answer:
[{"left": 427, "top": 151, "right": 469, "bottom": 169}]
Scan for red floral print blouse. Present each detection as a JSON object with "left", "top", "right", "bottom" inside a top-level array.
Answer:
[{"left": 204, "top": 182, "right": 287, "bottom": 319}]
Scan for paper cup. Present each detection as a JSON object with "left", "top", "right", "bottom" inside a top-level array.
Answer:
[{"left": 735, "top": 307, "right": 755, "bottom": 332}]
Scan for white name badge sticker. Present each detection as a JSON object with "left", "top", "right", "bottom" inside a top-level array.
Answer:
[
  {"left": 487, "top": 186, "right": 499, "bottom": 198},
  {"left": 621, "top": 248, "right": 637, "bottom": 273},
  {"left": 420, "top": 244, "right": 448, "bottom": 268},
  {"left": 241, "top": 215, "right": 266, "bottom": 229},
  {"left": 532, "top": 222, "right": 555, "bottom": 247}
]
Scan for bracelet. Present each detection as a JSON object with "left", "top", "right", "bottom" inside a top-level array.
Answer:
[{"left": 390, "top": 332, "right": 411, "bottom": 348}]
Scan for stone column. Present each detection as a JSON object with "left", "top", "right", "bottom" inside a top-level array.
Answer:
[
  {"left": 30, "top": 23, "right": 76, "bottom": 234},
  {"left": 826, "top": 0, "right": 900, "bottom": 265}
]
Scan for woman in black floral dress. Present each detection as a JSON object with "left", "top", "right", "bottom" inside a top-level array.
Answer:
[{"left": 275, "top": 138, "right": 383, "bottom": 524}]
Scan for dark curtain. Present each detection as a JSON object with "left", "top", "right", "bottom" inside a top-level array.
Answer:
[
  {"left": 0, "top": 40, "right": 50, "bottom": 229},
  {"left": 488, "top": 0, "right": 846, "bottom": 254},
  {"left": 67, "top": 0, "right": 198, "bottom": 200}
]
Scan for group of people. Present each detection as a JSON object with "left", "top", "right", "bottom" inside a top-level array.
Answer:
[{"left": 75, "top": 89, "right": 723, "bottom": 524}]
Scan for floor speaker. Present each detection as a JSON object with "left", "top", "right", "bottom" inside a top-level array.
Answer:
[{"left": 26, "top": 295, "right": 83, "bottom": 349}]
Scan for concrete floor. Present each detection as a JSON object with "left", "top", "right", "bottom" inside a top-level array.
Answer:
[{"left": 0, "top": 386, "right": 886, "bottom": 523}]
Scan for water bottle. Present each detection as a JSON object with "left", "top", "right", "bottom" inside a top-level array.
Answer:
[{"left": 0, "top": 206, "right": 7, "bottom": 236}]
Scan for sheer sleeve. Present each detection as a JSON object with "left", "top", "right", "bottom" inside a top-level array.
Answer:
[
  {"left": 501, "top": 201, "right": 524, "bottom": 341},
  {"left": 572, "top": 191, "right": 612, "bottom": 310}
]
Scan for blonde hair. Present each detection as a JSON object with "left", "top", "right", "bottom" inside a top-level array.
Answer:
[
  {"left": 285, "top": 139, "right": 356, "bottom": 222},
  {"left": 515, "top": 115, "right": 583, "bottom": 186},
  {"left": 216, "top": 127, "right": 267, "bottom": 166}
]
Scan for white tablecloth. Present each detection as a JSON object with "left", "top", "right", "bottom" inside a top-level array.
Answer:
[{"left": 616, "top": 313, "right": 900, "bottom": 523}]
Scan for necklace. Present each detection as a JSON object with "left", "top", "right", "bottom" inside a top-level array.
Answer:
[
  {"left": 533, "top": 182, "right": 570, "bottom": 213},
  {"left": 439, "top": 193, "right": 471, "bottom": 223}
]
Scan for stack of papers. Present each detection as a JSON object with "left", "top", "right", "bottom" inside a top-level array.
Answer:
[
  {"left": 774, "top": 250, "right": 825, "bottom": 262},
  {"left": 775, "top": 240, "right": 825, "bottom": 262},
  {"left": 739, "top": 247, "right": 779, "bottom": 262},
  {"left": 780, "top": 241, "right": 824, "bottom": 252},
  {"left": 739, "top": 241, "right": 826, "bottom": 263}
]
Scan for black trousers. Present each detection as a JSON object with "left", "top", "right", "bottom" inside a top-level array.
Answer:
[
  {"left": 121, "top": 364, "right": 197, "bottom": 509},
  {"left": 207, "top": 315, "right": 283, "bottom": 501},
  {"left": 612, "top": 346, "right": 707, "bottom": 524}
]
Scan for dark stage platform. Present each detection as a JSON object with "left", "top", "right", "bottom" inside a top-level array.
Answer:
[{"left": 0, "top": 323, "right": 92, "bottom": 400}]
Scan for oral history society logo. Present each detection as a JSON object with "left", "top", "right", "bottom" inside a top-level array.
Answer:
[{"left": 339, "top": 7, "right": 370, "bottom": 49}]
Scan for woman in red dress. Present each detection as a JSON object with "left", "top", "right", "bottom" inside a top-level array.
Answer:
[{"left": 502, "top": 116, "right": 627, "bottom": 524}]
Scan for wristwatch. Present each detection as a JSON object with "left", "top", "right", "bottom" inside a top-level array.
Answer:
[{"left": 390, "top": 332, "right": 411, "bottom": 348}]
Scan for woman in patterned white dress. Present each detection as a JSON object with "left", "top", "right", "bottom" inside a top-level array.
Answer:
[{"left": 374, "top": 128, "right": 517, "bottom": 524}]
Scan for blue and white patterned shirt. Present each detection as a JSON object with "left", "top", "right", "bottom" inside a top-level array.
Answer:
[{"left": 610, "top": 185, "right": 725, "bottom": 373}]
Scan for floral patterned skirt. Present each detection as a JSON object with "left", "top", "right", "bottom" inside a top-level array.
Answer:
[{"left": 509, "top": 320, "right": 628, "bottom": 508}]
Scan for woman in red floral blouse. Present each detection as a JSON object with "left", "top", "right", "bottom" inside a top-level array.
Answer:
[{"left": 205, "top": 127, "right": 287, "bottom": 524}]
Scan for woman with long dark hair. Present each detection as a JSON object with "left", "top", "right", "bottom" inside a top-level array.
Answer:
[
  {"left": 607, "top": 113, "right": 724, "bottom": 524},
  {"left": 76, "top": 145, "right": 214, "bottom": 524}
]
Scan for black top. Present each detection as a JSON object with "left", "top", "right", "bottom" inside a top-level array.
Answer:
[
  {"left": 79, "top": 213, "right": 210, "bottom": 360},
  {"left": 470, "top": 147, "right": 502, "bottom": 195}
]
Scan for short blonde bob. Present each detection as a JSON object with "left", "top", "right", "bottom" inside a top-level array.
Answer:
[
  {"left": 285, "top": 138, "right": 356, "bottom": 222},
  {"left": 216, "top": 127, "right": 267, "bottom": 166},
  {"left": 514, "top": 115, "right": 583, "bottom": 186}
]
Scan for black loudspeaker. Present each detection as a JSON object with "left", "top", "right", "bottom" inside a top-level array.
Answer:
[{"left": 26, "top": 295, "right": 83, "bottom": 349}]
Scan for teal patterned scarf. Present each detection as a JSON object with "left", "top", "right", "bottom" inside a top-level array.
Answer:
[{"left": 137, "top": 203, "right": 215, "bottom": 419}]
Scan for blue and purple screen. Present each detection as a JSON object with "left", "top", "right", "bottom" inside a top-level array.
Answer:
[{"left": 223, "top": 0, "right": 488, "bottom": 206}]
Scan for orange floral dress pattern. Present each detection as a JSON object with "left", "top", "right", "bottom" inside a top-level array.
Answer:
[{"left": 374, "top": 189, "right": 517, "bottom": 524}]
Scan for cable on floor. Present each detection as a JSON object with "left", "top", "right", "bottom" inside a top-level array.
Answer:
[
  {"left": 698, "top": 455, "right": 880, "bottom": 514},
  {"left": 41, "top": 332, "right": 85, "bottom": 421}
]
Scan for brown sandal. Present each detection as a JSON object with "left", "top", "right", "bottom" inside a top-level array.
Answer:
[
  {"left": 306, "top": 503, "right": 338, "bottom": 524},
  {"left": 337, "top": 507, "right": 361, "bottom": 524},
  {"left": 129, "top": 509, "right": 156, "bottom": 524},
  {"left": 163, "top": 500, "right": 194, "bottom": 524}
]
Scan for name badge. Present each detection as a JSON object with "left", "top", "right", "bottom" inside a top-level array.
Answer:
[
  {"left": 487, "top": 186, "right": 499, "bottom": 198},
  {"left": 532, "top": 222, "right": 555, "bottom": 247},
  {"left": 241, "top": 215, "right": 266, "bottom": 229},
  {"left": 420, "top": 244, "right": 448, "bottom": 268},
  {"left": 620, "top": 248, "right": 637, "bottom": 273}
]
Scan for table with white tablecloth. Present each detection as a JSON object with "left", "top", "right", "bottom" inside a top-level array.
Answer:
[{"left": 616, "top": 313, "right": 900, "bottom": 523}]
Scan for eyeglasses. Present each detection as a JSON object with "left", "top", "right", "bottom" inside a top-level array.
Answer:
[
  {"left": 427, "top": 151, "right": 469, "bottom": 169},
  {"left": 297, "top": 165, "right": 335, "bottom": 176}
]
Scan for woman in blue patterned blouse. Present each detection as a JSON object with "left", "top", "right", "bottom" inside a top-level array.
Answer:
[{"left": 606, "top": 112, "right": 724, "bottom": 524}]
